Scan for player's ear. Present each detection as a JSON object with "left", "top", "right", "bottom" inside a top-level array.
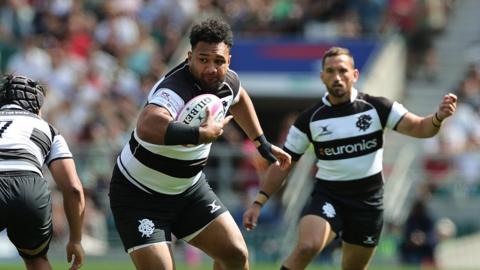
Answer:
[
  {"left": 187, "top": 51, "right": 192, "bottom": 63},
  {"left": 353, "top": 69, "right": 359, "bottom": 82}
]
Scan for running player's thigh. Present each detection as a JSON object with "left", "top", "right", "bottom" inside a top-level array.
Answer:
[
  {"left": 298, "top": 214, "right": 336, "bottom": 250},
  {"left": 341, "top": 241, "right": 376, "bottom": 270},
  {"left": 188, "top": 212, "right": 247, "bottom": 259},
  {"left": 129, "top": 242, "right": 175, "bottom": 270}
]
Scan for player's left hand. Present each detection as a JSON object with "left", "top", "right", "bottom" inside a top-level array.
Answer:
[
  {"left": 436, "top": 93, "right": 457, "bottom": 120},
  {"left": 66, "top": 241, "right": 84, "bottom": 270},
  {"left": 243, "top": 203, "right": 262, "bottom": 231},
  {"left": 271, "top": 145, "right": 291, "bottom": 170},
  {"left": 199, "top": 107, "right": 233, "bottom": 144}
]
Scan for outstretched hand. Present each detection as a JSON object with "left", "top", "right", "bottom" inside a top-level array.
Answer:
[
  {"left": 66, "top": 241, "right": 84, "bottom": 270},
  {"left": 436, "top": 93, "right": 457, "bottom": 120},
  {"left": 198, "top": 107, "right": 233, "bottom": 144},
  {"left": 243, "top": 203, "right": 262, "bottom": 231}
]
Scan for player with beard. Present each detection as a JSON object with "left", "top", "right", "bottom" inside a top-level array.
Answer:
[
  {"left": 109, "top": 18, "right": 291, "bottom": 270},
  {"left": 243, "top": 47, "right": 457, "bottom": 270}
]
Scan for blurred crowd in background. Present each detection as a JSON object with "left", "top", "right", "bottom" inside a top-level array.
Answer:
[{"left": 3, "top": 0, "right": 480, "bottom": 268}]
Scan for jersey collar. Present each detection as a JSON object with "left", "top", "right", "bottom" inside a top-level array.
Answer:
[
  {"left": 0, "top": 104, "right": 25, "bottom": 110},
  {"left": 322, "top": 88, "right": 358, "bottom": 107}
]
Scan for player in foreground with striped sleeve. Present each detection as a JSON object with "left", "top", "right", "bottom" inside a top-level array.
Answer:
[
  {"left": 0, "top": 74, "right": 85, "bottom": 270},
  {"left": 108, "top": 18, "right": 291, "bottom": 270},
  {"left": 243, "top": 46, "right": 457, "bottom": 270}
]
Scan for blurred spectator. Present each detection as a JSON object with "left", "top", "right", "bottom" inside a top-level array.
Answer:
[
  {"left": 423, "top": 103, "right": 480, "bottom": 196},
  {"left": 50, "top": 186, "right": 108, "bottom": 256},
  {"left": 0, "top": 0, "right": 34, "bottom": 41},
  {"left": 6, "top": 36, "right": 51, "bottom": 80},
  {"left": 399, "top": 197, "right": 438, "bottom": 267},
  {"left": 81, "top": 189, "right": 109, "bottom": 255},
  {"left": 435, "top": 217, "right": 457, "bottom": 242},
  {"left": 457, "top": 64, "right": 480, "bottom": 112},
  {"left": 423, "top": 66, "right": 480, "bottom": 196},
  {"left": 384, "top": 0, "right": 452, "bottom": 81}
]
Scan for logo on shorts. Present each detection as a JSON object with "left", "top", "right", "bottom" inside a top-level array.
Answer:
[
  {"left": 363, "top": 235, "right": 376, "bottom": 245},
  {"left": 138, "top": 218, "right": 155, "bottom": 238},
  {"left": 207, "top": 200, "right": 221, "bottom": 213},
  {"left": 322, "top": 202, "right": 336, "bottom": 218}
]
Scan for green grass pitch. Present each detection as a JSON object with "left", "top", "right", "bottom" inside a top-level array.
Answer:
[{"left": 0, "top": 261, "right": 423, "bottom": 270}]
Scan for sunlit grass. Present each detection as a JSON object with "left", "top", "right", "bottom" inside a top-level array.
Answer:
[{"left": 0, "top": 261, "right": 424, "bottom": 270}]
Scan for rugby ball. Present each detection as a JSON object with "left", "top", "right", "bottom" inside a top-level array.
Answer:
[{"left": 176, "top": 94, "right": 225, "bottom": 126}]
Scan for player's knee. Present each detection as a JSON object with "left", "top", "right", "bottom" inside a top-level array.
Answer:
[
  {"left": 295, "top": 241, "right": 322, "bottom": 259},
  {"left": 230, "top": 243, "right": 249, "bottom": 265},
  {"left": 219, "top": 243, "right": 248, "bottom": 268},
  {"left": 23, "top": 254, "right": 50, "bottom": 269}
]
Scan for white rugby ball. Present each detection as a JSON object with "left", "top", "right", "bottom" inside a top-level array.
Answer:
[{"left": 176, "top": 94, "right": 225, "bottom": 126}]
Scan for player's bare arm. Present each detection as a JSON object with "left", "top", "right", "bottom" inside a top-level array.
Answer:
[
  {"left": 396, "top": 93, "right": 457, "bottom": 138},
  {"left": 243, "top": 160, "right": 296, "bottom": 231},
  {"left": 136, "top": 104, "right": 173, "bottom": 144},
  {"left": 49, "top": 158, "right": 85, "bottom": 270},
  {"left": 137, "top": 103, "right": 233, "bottom": 145},
  {"left": 230, "top": 87, "right": 291, "bottom": 167},
  {"left": 229, "top": 87, "right": 263, "bottom": 138}
]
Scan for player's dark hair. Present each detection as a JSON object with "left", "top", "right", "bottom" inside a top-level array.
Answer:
[
  {"left": 189, "top": 18, "right": 233, "bottom": 49},
  {"left": 0, "top": 74, "right": 46, "bottom": 114},
  {"left": 322, "top": 47, "right": 355, "bottom": 69}
]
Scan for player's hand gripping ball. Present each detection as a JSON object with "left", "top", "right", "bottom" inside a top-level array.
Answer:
[{"left": 176, "top": 94, "right": 225, "bottom": 126}]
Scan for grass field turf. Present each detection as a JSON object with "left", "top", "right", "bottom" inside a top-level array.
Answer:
[{"left": 0, "top": 261, "right": 423, "bottom": 270}]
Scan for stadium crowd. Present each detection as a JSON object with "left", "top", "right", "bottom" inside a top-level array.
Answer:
[{"left": 2, "top": 0, "right": 473, "bottom": 267}]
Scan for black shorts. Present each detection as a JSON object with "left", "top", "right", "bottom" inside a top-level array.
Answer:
[
  {"left": 0, "top": 171, "right": 52, "bottom": 258},
  {"left": 109, "top": 165, "right": 227, "bottom": 252},
  {"left": 302, "top": 175, "right": 384, "bottom": 247}
]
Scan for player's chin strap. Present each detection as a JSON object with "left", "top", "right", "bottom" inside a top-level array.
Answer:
[{"left": 253, "top": 134, "right": 277, "bottom": 163}]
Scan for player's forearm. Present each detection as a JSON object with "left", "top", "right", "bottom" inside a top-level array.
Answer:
[
  {"left": 421, "top": 114, "right": 443, "bottom": 137},
  {"left": 255, "top": 163, "right": 293, "bottom": 206},
  {"left": 396, "top": 112, "right": 443, "bottom": 138},
  {"left": 229, "top": 89, "right": 263, "bottom": 140},
  {"left": 63, "top": 186, "right": 85, "bottom": 243},
  {"left": 410, "top": 114, "right": 443, "bottom": 138}
]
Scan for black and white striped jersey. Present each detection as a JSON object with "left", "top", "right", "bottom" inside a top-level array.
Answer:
[
  {"left": 0, "top": 104, "right": 73, "bottom": 176},
  {"left": 283, "top": 88, "right": 408, "bottom": 182},
  {"left": 117, "top": 61, "right": 241, "bottom": 195}
]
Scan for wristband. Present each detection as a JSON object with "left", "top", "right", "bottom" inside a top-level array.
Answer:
[
  {"left": 259, "top": 190, "right": 270, "bottom": 199},
  {"left": 164, "top": 121, "right": 199, "bottom": 145},
  {"left": 255, "top": 191, "right": 269, "bottom": 206},
  {"left": 254, "top": 135, "right": 277, "bottom": 163},
  {"left": 253, "top": 201, "right": 264, "bottom": 207},
  {"left": 434, "top": 113, "right": 444, "bottom": 123},
  {"left": 432, "top": 113, "right": 443, "bottom": 128}
]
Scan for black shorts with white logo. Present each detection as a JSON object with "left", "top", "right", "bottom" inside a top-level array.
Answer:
[
  {"left": 302, "top": 174, "right": 384, "bottom": 247},
  {"left": 109, "top": 165, "right": 227, "bottom": 251},
  {"left": 0, "top": 171, "right": 52, "bottom": 258}
]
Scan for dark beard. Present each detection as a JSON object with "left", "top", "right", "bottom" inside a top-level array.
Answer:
[
  {"left": 328, "top": 87, "right": 346, "bottom": 98},
  {"left": 199, "top": 80, "right": 222, "bottom": 92}
]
